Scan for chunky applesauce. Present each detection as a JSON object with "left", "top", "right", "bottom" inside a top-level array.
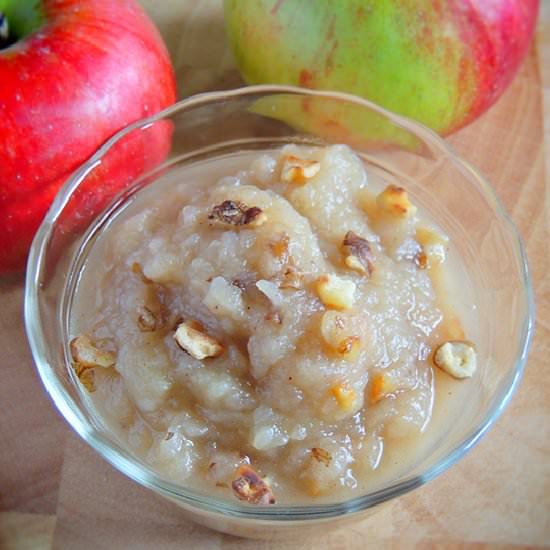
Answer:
[{"left": 70, "top": 144, "right": 477, "bottom": 504}]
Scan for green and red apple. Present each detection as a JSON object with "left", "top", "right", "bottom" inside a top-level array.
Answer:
[
  {"left": 225, "top": 0, "right": 539, "bottom": 135},
  {"left": 0, "top": 0, "right": 176, "bottom": 273}
]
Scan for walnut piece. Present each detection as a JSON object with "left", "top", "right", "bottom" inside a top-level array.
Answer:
[
  {"left": 281, "top": 155, "right": 321, "bottom": 184},
  {"left": 71, "top": 362, "right": 96, "bottom": 393},
  {"left": 316, "top": 274, "right": 356, "bottom": 310},
  {"left": 174, "top": 321, "right": 224, "bottom": 360},
  {"left": 433, "top": 340, "right": 477, "bottom": 379},
  {"left": 69, "top": 335, "right": 115, "bottom": 393},
  {"left": 377, "top": 184, "right": 417, "bottom": 218},
  {"left": 231, "top": 465, "right": 276, "bottom": 505},
  {"left": 70, "top": 335, "right": 116, "bottom": 369},
  {"left": 311, "top": 447, "right": 332, "bottom": 467},
  {"left": 208, "top": 200, "right": 267, "bottom": 228},
  {"left": 341, "top": 231, "right": 374, "bottom": 275}
]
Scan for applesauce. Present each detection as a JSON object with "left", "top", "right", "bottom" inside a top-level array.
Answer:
[{"left": 69, "top": 144, "right": 478, "bottom": 505}]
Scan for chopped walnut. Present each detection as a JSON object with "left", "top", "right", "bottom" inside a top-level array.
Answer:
[
  {"left": 377, "top": 184, "right": 417, "bottom": 218},
  {"left": 341, "top": 231, "right": 374, "bottom": 276},
  {"left": 69, "top": 335, "right": 115, "bottom": 393},
  {"left": 174, "top": 321, "right": 224, "bottom": 360},
  {"left": 71, "top": 362, "right": 96, "bottom": 393},
  {"left": 433, "top": 340, "right": 477, "bottom": 379},
  {"left": 137, "top": 306, "right": 160, "bottom": 332},
  {"left": 70, "top": 335, "right": 116, "bottom": 369},
  {"left": 310, "top": 447, "right": 332, "bottom": 467},
  {"left": 231, "top": 465, "right": 275, "bottom": 505},
  {"left": 316, "top": 274, "right": 356, "bottom": 310},
  {"left": 208, "top": 200, "right": 267, "bottom": 228},
  {"left": 281, "top": 155, "right": 321, "bottom": 184}
]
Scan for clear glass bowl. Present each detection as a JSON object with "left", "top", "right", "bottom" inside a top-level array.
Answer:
[{"left": 24, "top": 85, "right": 534, "bottom": 539}]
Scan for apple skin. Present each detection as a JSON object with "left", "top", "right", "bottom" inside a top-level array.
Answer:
[
  {"left": 0, "top": 0, "right": 176, "bottom": 273},
  {"left": 225, "top": 0, "right": 539, "bottom": 135}
]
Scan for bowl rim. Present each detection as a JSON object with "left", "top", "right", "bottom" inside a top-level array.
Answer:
[{"left": 24, "top": 84, "right": 535, "bottom": 521}]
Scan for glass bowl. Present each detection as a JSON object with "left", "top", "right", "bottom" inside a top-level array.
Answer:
[{"left": 24, "top": 85, "right": 534, "bottom": 539}]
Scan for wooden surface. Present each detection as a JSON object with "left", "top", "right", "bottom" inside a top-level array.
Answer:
[{"left": 1, "top": 1, "right": 549, "bottom": 548}]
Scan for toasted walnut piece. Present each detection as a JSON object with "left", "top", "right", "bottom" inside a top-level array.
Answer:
[
  {"left": 231, "top": 465, "right": 276, "bottom": 505},
  {"left": 71, "top": 362, "right": 96, "bottom": 393},
  {"left": 311, "top": 447, "right": 332, "bottom": 467},
  {"left": 280, "top": 262, "right": 304, "bottom": 290},
  {"left": 281, "top": 155, "right": 321, "bottom": 184},
  {"left": 369, "top": 373, "right": 396, "bottom": 404},
  {"left": 208, "top": 200, "right": 267, "bottom": 228},
  {"left": 341, "top": 231, "right": 374, "bottom": 276},
  {"left": 433, "top": 340, "right": 477, "bottom": 379},
  {"left": 316, "top": 274, "right": 356, "bottom": 310},
  {"left": 69, "top": 335, "right": 115, "bottom": 393},
  {"left": 174, "top": 321, "right": 224, "bottom": 360},
  {"left": 377, "top": 184, "right": 417, "bottom": 218},
  {"left": 269, "top": 233, "right": 290, "bottom": 262},
  {"left": 330, "top": 382, "right": 360, "bottom": 413},
  {"left": 70, "top": 335, "right": 116, "bottom": 369},
  {"left": 137, "top": 306, "right": 160, "bottom": 332}
]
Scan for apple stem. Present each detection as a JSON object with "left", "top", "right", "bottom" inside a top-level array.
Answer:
[{"left": 0, "top": 13, "right": 8, "bottom": 44}]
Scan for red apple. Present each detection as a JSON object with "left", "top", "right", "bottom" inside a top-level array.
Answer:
[
  {"left": 225, "top": 0, "right": 539, "bottom": 136},
  {"left": 0, "top": 0, "right": 176, "bottom": 273}
]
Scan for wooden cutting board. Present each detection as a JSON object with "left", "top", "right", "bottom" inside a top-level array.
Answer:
[{"left": 1, "top": 1, "right": 548, "bottom": 548}]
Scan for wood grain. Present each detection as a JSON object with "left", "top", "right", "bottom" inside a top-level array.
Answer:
[{"left": 1, "top": 1, "right": 548, "bottom": 548}]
